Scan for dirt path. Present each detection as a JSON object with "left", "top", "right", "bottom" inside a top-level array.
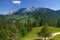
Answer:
[
  {"left": 52, "top": 32, "right": 60, "bottom": 37},
  {"left": 43, "top": 32, "right": 60, "bottom": 40}
]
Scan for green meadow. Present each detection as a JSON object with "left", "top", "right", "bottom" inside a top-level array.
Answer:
[{"left": 21, "top": 26, "right": 60, "bottom": 40}]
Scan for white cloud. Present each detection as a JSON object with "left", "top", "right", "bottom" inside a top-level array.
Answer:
[{"left": 12, "top": 0, "right": 21, "bottom": 4}]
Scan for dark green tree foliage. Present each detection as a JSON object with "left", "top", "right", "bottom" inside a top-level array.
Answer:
[
  {"left": 26, "top": 18, "right": 33, "bottom": 32},
  {"left": 0, "top": 16, "right": 21, "bottom": 40},
  {"left": 56, "top": 18, "right": 60, "bottom": 27},
  {"left": 39, "top": 18, "right": 44, "bottom": 26},
  {"left": 14, "top": 21, "right": 27, "bottom": 37},
  {"left": 20, "top": 27, "right": 27, "bottom": 36},
  {"left": 33, "top": 21, "right": 40, "bottom": 27},
  {"left": 38, "top": 25, "right": 51, "bottom": 40},
  {"left": 10, "top": 23, "right": 21, "bottom": 40}
]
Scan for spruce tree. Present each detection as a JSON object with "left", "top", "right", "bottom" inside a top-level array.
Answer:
[
  {"left": 56, "top": 18, "right": 60, "bottom": 27},
  {"left": 38, "top": 25, "right": 51, "bottom": 40}
]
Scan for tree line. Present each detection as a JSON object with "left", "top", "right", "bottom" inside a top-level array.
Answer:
[{"left": 0, "top": 15, "right": 60, "bottom": 40}]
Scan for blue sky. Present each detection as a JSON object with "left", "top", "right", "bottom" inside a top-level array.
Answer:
[{"left": 0, "top": 0, "right": 60, "bottom": 14}]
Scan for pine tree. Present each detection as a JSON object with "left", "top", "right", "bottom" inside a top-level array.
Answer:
[
  {"left": 56, "top": 18, "right": 60, "bottom": 27},
  {"left": 26, "top": 18, "right": 33, "bottom": 32},
  {"left": 38, "top": 25, "right": 51, "bottom": 40}
]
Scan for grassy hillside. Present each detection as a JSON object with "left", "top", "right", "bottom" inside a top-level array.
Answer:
[{"left": 21, "top": 26, "right": 60, "bottom": 40}]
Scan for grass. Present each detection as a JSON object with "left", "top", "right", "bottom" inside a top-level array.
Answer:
[
  {"left": 21, "top": 26, "right": 60, "bottom": 40},
  {"left": 21, "top": 27, "right": 42, "bottom": 40},
  {"left": 49, "top": 27, "right": 60, "bottom": 33},
  {"left": 53, "top": 35, "right": 60, "bottom": 40}
]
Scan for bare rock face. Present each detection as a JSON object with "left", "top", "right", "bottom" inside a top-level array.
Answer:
[{"left": 23, "top": 7, "right": 37, "bottom": 12}]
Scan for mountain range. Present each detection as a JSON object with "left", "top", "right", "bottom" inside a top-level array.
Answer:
[
  {"left": 0, "top": 7, "right": 60, "bottom": 27},
  {"left": 12, "top": 7, "right": 60, "bottom": 17}
]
